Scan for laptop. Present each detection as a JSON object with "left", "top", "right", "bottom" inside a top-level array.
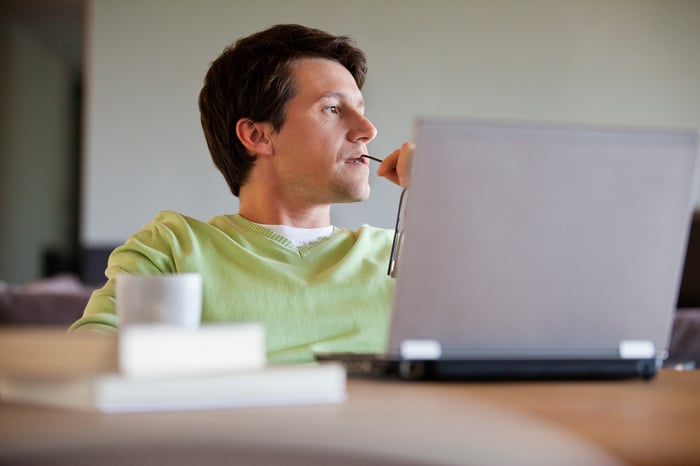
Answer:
[{"left": 317, "top": 118, "right": 699, "bottom": 380}]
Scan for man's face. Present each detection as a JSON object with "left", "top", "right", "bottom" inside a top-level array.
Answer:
[{"left": 267, "top": 57, "right": 377, "bottom": 206}]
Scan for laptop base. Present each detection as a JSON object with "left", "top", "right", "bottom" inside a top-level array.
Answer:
[{"left": 315, "top": 353, "right": 658, "bottom": 381}]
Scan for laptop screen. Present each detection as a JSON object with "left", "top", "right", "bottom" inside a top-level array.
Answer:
[{"left": 388, "top": 119, "right": 699, "bottom": 360}]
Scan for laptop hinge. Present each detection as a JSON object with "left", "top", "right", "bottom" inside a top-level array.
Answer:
[
  {"left": 619, "top": 340, "right": 655, "bottom": 359},
  {"left": 401, "top": 339, "right": 442, "bottom": 359}
]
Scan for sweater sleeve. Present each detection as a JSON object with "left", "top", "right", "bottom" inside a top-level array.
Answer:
[{"left": 68, "top": 212, "right": 180, "bottom": 332}]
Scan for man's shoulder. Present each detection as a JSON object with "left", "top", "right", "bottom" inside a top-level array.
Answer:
[
  {"left": 149, "top": 210, "right": 230, "bottom": 231},
  {"left": 353, "top": 224, "right": 395, "bottom": 248},
  {"left": 356, "top": 224, "right": 394, "bottom": 237},
  {"left": 150, "top": 210, "right": 204, "bottom": 226},
  {"left": 131, "top": 211, "right": 236, "bottom": 245}
]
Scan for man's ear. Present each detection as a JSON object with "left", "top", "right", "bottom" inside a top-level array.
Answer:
[{"left": 235, "top": 118, "right": 274, "bottom": 157}]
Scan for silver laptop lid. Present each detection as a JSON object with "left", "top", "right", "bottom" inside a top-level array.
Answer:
[{"left": 389, "top": 118, "right": 699, "bottom": 359}]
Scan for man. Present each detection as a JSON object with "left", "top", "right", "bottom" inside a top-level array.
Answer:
[{"left": 70, "top": 24, "right": 413, "bottom": 363}]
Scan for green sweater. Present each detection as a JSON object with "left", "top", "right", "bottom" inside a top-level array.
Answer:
[{"left": 70, "top": 211, "right": 395, "bottom": 363}]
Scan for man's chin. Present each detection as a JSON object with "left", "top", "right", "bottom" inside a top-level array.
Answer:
[{"left": 336, "top": 185, "right": 371, "bottom": 204}]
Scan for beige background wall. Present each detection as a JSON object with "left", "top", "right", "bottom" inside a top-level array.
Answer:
[{"left": 81, "top": 0, "right": 700, "bottom": 245}]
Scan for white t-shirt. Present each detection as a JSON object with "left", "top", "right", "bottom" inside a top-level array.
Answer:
[{"left": 259, "top": 224, "right": 335, "bottom": 247}]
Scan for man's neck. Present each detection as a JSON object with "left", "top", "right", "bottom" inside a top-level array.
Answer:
[
  {"left": 237, "top": 165, "right": 335, "bottom": 227},
  {"left": 238, "top": 196, "right": 332, "bottom": 228}
]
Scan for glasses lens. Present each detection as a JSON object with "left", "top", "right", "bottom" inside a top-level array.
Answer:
[{"left": 388, "top": 189, "right": 408, "bottom": 277}]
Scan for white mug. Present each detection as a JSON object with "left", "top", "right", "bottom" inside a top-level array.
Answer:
[{"left": 115, "top": 273, "right": 202, "bottom": 328}]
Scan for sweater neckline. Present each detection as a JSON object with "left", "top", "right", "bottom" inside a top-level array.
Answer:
[{"left": 228, "top": 214, "right": 342, "bottom": 250}]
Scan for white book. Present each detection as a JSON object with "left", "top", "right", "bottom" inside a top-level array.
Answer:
[
  {"left": 0, "top": 329, "right": 119, "bottom": 377},
  {"left": 119, "top": 323, "right": 266, "bottom": 377},
  {"left": 0, "top": 363, "right": 346, "bottom": 413}
]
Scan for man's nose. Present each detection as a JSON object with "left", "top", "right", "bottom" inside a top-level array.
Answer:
[{"left": 350, "top": 113, "right": 378, "bottom": 143}]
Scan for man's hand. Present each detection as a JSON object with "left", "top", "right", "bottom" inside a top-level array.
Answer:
[{"left": 376, "top": 142, "right": 414, "bottom": 188}]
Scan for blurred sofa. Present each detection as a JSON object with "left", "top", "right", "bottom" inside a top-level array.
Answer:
[
  {"left": 0, "top": 274, "right": 95, "bottom": 326},
  {"left": 669, "top": 310, "right": 700, "bottom": 364}
]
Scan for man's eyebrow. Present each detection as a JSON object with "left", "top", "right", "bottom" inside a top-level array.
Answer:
[{"left": 318, "top": 92, "right": 365, "bottom": 108}]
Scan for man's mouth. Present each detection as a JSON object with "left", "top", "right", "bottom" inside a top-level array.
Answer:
[{"left": 345, "top": 155, "right": 367, "bottom": 165}]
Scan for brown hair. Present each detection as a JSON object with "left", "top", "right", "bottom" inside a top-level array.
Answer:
[{"left": 198, "top": 24, "right": 368, "bottom": 197}]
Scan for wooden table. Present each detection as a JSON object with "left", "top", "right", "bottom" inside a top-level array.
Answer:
[{"left": 2, "top": 368, "right": 699, "bottom": 465}]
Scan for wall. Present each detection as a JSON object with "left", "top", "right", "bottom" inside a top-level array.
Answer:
[
  {"left": 0, "top": 11, "right": 75, "bottom": 284},
  {"left": 83, "top": 0, "right": 700, "bottom": 246}
]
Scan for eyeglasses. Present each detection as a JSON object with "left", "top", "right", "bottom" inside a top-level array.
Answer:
[
  {"left": 358, "top": 155, "right": 407, "bottom": 278},
  {"left": 387, "top": 188, "right": 408, "bottom": 277}
]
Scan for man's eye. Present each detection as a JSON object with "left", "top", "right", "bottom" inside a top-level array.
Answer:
[{"left": 325, "top": 106, "right": 340, "bottom": 114}]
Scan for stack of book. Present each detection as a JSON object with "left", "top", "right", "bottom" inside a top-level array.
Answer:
[{"left": 0, "top": 325, "right": 346, "bottom": 413}]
